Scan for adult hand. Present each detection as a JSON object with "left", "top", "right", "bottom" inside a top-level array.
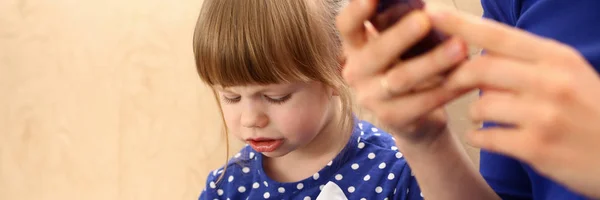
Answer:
[
  {"left": 336, "top": 0, "right": 468, "bottom": 145},
  {"left": 430, "top": 8, "right": 600, "bottom": 198}
]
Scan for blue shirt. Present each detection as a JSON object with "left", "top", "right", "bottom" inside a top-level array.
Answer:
[
  {"left": 199, "top": 120, "right": 423, "bottom": 200},
  {"left": 480, "top": 0, "right": 600, "bottom": 199}
]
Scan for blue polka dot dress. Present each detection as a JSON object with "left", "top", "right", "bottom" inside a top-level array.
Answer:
[{"left": 200, "top": 120, "right": 423, "bottom": 200}]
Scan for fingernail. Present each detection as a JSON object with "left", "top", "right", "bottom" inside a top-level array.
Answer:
[
  {"left": 465, "top": 129, "right": 479, "bottom": 147},
  {"left": 408, "top": 13, "right": 424, "bottom": 33},
  {"left": 446, "top": 40, "right": 464, "bottom": 60},
  {"left": 360, "top": 0, "right": 370, "bottom": 7},
  {"left": 427, "top": 9, "right": 448, "bottom": 23}
]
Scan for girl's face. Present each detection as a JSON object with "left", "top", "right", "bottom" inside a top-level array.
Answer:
[{"left": 215, "top": 81, "right": 336, "bottom": 158}]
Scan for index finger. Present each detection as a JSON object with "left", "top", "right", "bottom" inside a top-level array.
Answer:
[
  {"left": 426, "top": 8, "right": 564, "bottom": 61},
  {"left": 336, "top": 0, "right": 377, "bottom": 51},
  {"left": 467, "top": 128, "right": 532, "bottom": 162}
]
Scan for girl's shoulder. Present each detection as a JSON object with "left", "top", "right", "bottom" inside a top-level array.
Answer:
[
  {"left": 351, "top": 120, "right": 405, "bottom": 173},
  {"left": 317, "top": 120, "right": 422, "bottom": 199},
  {"left": 354, "top": 120, "right": 399, "bottom": 152}
]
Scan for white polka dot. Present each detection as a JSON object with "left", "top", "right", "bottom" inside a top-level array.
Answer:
[
  {"left": 360, "top": 131, "right": 365, "bottom": 135},
  {"left": 228, "top": 175, "right": 234, "bottom": 182},
  {"left": 391, "top": 146, "right": 398, "bottom": 151},
  {"left": 319, "top": 185, "right": 324, "bottom": 190},
  {"left": 217, "top": 169, "right": 223, "bottom": 174},
  {"left": 327, "top": 161, "right": 333, "bottom": 166},
  {"left": 348, "top": 186, "right": 355, "bottom": 193},
  {"left": 374, "top": 133, "right": 381, "bottom": 136},
  {"left": 363, "top": 174, "right": 371, "bottom": 181},
  {"left": 351, "top": 163, "right": 359, "bottom": 170},
  {"left": 304, "top": 197, "right": 311, "bottom": 200},
  {"left": 209, "top": 181, "right": 216, "bottom": 188},
  {"left": 212, "top": 170, "right": 217, "bottom": 176},
  {"left": 297, "top": 183, "right": 304, "bottom": 190},
  {"left": 252, "top": 182, "right": 260, "bottom": 189},
  {"left": 249, "top": 152, "right": 255, "bottom": 159},
  {"left": 234, "top": 153, "right": 241, "bottom": 158},
  {"left": 407, "top": 188, "right": 410, "bottom": 194},
  {"left": 396, "top": 152, "right": 403, "bottom": 159},
  {"left": 278, "top": 187, "right": 285, "bottom": 193},
  {"left": 238, "top": 186, "right": 246, "bottom": 193},
  {"left": 379, "top": 162, "right": 387, "bottom": 169},
  {"left": 358, "top": 123, "right": 363, "bottom": 129},
  {"left": 395, "top": 188, "right": 397, "bottom": 194},
  {"left": 358, "top": 142, "right": 365, "bottom": 149},
  {"left": 421, "top": 192, "right": 424, "bottom": 197},
  {"left": 375, "top": 186, "right": 383, "bottom": 193},
  {"left": 242, "top": 167, "right": 250, "bottom": 173},
  {"left": 263, "top": 192, "right": 270, "bottom": 199},
  {"left": 371, "top": 127, "right": 379, "bottom": 132},
  {"left": 360, "top": 198, "right": 366, "bottom": 200},
  {"left": 264, "top": 181, "right": 269, "bottom": 187},
  {"left": 313, "top": 173, "right": 320, "bottom": 180},
  {"left": 384, "top": 198, "right": 388, "bottom": 200},
  {"left": 392, "top": 137, "right": 396, "bottom": 141},
  {"left": 335, "top": 174, "right": 343, "bottom": 181},
  {"left": 368, "top": 153, "right": 376, "bottom": 159},
  {"left": 217, "top": 189, "right": 223, "bottom": 196},
  {"left": 388, "top": 173, "right": 395, "bottom": 180}
]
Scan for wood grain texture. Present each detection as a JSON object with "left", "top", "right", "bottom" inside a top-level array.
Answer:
[{"left": 0, "top": 0, "right": 481, "bottom": 199}]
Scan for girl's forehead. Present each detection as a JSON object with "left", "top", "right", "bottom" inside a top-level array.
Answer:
[{"left": 214, "top": 82, "right": 313, "bottom": 93}]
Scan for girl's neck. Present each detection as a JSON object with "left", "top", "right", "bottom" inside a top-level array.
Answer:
[{"left": 262, "top": 102, "right": 351, "bottom": 183}]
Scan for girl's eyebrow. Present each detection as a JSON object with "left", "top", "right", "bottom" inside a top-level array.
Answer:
[
  {"left": 215, "top": 83, "right": 302, "bottom": 94},
  {"left": 213, "top": 86, "right": 235, "bottom": 93},
  {"left": 213, "top": 88, "right": 238, "bottom": 96}
]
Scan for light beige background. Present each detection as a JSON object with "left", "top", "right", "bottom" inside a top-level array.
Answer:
[{"left": 0, "top": 0, "right": 482, "bottom": 199}]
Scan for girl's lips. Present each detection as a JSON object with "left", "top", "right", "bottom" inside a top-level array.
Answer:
[{"left": 247, "top": 139, "right": 283, "bottom": 153}]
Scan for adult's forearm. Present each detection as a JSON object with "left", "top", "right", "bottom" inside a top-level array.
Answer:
[{"left": 396, "top": 128, "right": 500, "bottom": 200}]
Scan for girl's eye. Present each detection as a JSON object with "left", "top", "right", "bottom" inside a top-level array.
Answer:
[
  {"left": 222, "top": 96, "right": 241, "bottom": 104},
  {"left": 264, "top": 94, "right": 292, "bottom": 104}
]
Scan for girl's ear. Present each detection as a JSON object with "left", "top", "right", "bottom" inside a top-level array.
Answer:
[
  {"left": 331, "top": 86, "right": 340, "bottom": 96},
  {"left": 333, "top": 89, "right": 340, "bottom": 96},
  {"left": 338, "top": 55, "right": 346, "bottom": 67},
  {"left": 337, "top": 53, "right": 346, "bottom": 73}
]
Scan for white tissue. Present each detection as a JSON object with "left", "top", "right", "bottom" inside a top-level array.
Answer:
[{"left": 316, "top": 181, "right": 348, "bottom": 200}]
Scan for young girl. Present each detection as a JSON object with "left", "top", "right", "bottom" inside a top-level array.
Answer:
[{"left": 193, "top": 0, "right": 422, "bottom": 199}]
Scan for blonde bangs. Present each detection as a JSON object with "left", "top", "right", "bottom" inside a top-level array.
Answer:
[{"left": 193, "top": 0, "right": 341, "bottom": 87}]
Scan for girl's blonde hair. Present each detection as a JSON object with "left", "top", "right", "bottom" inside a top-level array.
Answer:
[{"left": 192, "top": 0, "right": 352, "bottom": 182}]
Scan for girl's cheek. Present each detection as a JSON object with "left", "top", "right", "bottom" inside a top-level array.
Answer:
[
  {"left": 280, "top": 106, "right": 323, "bottom": 139},
  {"left": 221, "top": 106, "right": 240, "bottom": 132}
]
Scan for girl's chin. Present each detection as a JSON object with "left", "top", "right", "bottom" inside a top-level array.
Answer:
[{"left": 258, "top": 147, "right": 293, "bottom": 158}]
